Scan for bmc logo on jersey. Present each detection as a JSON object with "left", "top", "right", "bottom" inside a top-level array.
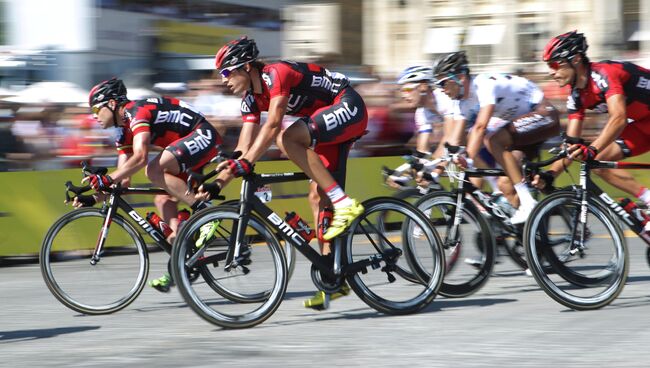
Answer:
[
  {"left": 262, "top": 73, "right": 273, "bottom": 89},
  {"left": 154, "top": 110, "right": 193, "bottom": 127},
  {"left": 323, "top": 102, "right": 358, "bottom": 131},
  {"left": 241, "top": 94, "right": 255, "bottom": 113},
  {"left": 636, "top": 76, "right": 650, "bottom": 90}
]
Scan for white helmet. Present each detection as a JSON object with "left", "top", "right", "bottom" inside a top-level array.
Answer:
[{"left": 397, "top": 66, "right": 433, "bottom": 85}]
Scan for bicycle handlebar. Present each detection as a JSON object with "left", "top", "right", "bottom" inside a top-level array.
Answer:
[
  {"left": 64, "top": 181, "right": 92, "bottom": 203},
  {"left": 185, "top": 150, "right": 242, "bottom": 197}
]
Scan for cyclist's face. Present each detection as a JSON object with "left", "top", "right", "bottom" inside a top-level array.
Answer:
[
  {"left": 92, "top": 101, "right": 114, "bottom": 128},
  {"left": 400, "top": 82, "right": 428, "bottom": 104},
  {"left": 441, "top": 77, "right": 461, "bottom": 99},
  {"left": 547, "top": 59, "right": 573, "bottom": 87},
  {"left": 221, "top": 67, "right": 249, "bottom": 96}
]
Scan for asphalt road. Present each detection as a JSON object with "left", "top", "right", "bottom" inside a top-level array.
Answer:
[{"left": 3, "top": 238, "right": 650, "bottom": 367}]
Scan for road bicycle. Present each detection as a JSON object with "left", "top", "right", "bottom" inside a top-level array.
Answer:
[
  {"left": 170, "top": 166, "right": 445, "bottom": 329},
  {"left": 40, "top": 161, "right": 295, "bottom": 315},
  {"left": 522, "top": 149, "right": 650, "bottom": 310}
]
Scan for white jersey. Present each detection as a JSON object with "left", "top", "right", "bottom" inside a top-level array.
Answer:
[
  {"left": 452, "top": 74, "right": 545, "bottom": 130},
  {"left": 414, "top": 88, "right": 454, "bottom": 133}
]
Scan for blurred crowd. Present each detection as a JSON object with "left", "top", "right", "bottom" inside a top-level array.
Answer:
[{"left": 0, "top": 68, "right": 599, "bottom": 172}]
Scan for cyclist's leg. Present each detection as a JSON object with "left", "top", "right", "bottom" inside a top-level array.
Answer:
[
  {"left": 281, "top": 88, "right": 368, "bottom": 240},
  {"left": 593, "top": 122, "right": 650, "bottom": 202},
  {"left": 148, "top": 122, "right": 220, "bottom": 209}
]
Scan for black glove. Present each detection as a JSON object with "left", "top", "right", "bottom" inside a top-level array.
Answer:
[
  {"left": 201, "top": 182, "right": 222, "bottom": 200},
  {"left": 564, "top": 135, "right": 585, "bottom": 145},
  {"left": 75, "top": 194, "right": 97, "bottom": 207}
]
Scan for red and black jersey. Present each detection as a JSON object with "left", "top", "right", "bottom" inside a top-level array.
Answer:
[
  {"left": 567, "top": 61, "right": 650, "bottom": 122},
  {"left": 241, "top": 61, "right": 350, "bottom": 124},
  {"left": 115, "top": 97, "right": 208, "bottom": 154}
]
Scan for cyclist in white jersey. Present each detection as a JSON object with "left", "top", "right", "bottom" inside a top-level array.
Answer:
[
  {"left": 433, "top": 51, "right": 560, "bottom": 224},
  {"left": 387, "top": 66, "right": 454, "bottom": 188}
]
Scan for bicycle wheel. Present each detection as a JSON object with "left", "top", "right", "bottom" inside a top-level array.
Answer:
[
  {"left": 344, "top": 197, "right": 444, "bottom": 315},
  {"left": 415, "top": 192, "right": 496, "bottom": 297},
  {"left": 171, "top": 207, "right": 287, "bottom": 328},
  {"left": 215, "top": 203, "right": 296, "bottom": 282},
  {"left": 40, "top": 208, "right": 149, "bottom": 315},
  {"left": 523, "top": 191, "right": 628, "bottom": 310},
  {"left": 392, "top": 187, "right": 423, "bottom": 204}
]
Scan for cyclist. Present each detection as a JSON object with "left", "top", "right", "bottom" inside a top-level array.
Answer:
[
  {"left": 196, "top": 36, "right": 368, "bottom": 309},
  {"left": 385, "top": 65, "right": 454, "bottom": 189},
  {"left": 433, "top": 51, "right": 560, "bottom": 224},
  {"left": 83, "top": 77, "right": 221, "bottom": 291},
  {"left": 533, "top": 30, "right": 650, "bottom": 208}
]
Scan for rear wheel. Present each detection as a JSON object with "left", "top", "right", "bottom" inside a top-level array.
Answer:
[{"left": 344, "top": 197, "right": 444, "bottom": 315}]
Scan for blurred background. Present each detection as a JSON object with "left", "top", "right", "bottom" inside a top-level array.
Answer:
[{"left": 0, "top": 0, "right": 648, "bottom": 171}]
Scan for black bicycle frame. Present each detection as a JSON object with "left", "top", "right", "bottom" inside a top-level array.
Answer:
[
  {"left": 225, "top": 172, "right": 400, "bottom": 279},
  {"left": 91, "top": 186, "right": 172, "bottom": 264}
]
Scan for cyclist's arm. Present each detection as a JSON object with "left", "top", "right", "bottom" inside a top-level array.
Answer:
[
  {"left": 589, "top": 94, "right": 627, "bottom": 153},
  {"left": 241, "top": 95, "right": 288, "bottom": 163},
  {"left": 431, "top": 115, "right": 454, "bottom": 158},
  {"left": 234, "top": 122, "right": 260, "bottom": 156},
  {"left": 108, "top": 132, "right": 150, "bottom": 183},
  {"left": 445, "top": 117, "right": 467, "bottom": 147},
  {"left": 466, "top": 104, "right": 495, "bottom": 159}
]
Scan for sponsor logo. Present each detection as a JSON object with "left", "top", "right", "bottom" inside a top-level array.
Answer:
[
  {"left": 183, "top": 129, "right": 213, "bottom": 155},
  {"left": 267, "top": 212, "right": 306, "bottom": 245},
  {"left": 591, "top": 71, "right": 608, "bottom": 91},
  {"left": 599, "top": 193, "right": 634, "bottom": 226},
  {"left": 128, "top": 210, "right": 165, "bottom": 242},
  {"left": 636, "top": 76, "right": 650, "bottom": 90},
  {"left": 323, "top": 102, "right": 358, "bottom": 131},
  {"left": 287, "top": 94, "right": 304, "bottom": 111},
  {"left": 154, "top": 110, "right": 194, "bottom": 127},
  {"left": 241, "top": 94, "right": 255, "bottom": 113},
  {"left": 262, "top": 73, "right": 273, "bottom": 88}
]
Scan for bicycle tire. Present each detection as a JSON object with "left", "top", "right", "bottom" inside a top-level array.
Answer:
[
  {"left": 171, "top": 207, "right": 287, "bottom": 328},
  {"left": 523, "top": 191, "right": 629, "bottom": 310},
  {"left": 344, "top": 197, "right": 445, "bottom": 315},
  {"left": 414, "top": 191, "right": 496, "bottom": 298},
  {"left": 40, "top": 208, "right": 149, "bottom": 315}
]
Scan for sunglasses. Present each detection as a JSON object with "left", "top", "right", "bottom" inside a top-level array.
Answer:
[
  {"left": 219, "top": 64, "right": 244, "bottom": 78},
  {"left": 400, "top": 83, "right": 419, "bottom": 93},
  {"left": 434, "top": 76, "right": 454, "bottom": 88},
  {"left": 91, "top": 102, "right": 108, "bottom": 115},
  {"left": 547, "top": 59, "right": 568, "bottom": 71}
]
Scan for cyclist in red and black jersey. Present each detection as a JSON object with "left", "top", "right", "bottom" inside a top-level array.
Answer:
[
  {"left": 83, "top": 78, "right": 221, "bottom": 290},
  {"left": 197, "top": 36, "right": 368, "bottom": 308},
  {"left": 533, "top": 30, "right": 650, "bottom": 207}
]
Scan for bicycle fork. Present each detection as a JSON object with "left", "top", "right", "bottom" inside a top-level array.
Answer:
[{"left": 91, "top": 197, "right": 117, "bottom": 265}]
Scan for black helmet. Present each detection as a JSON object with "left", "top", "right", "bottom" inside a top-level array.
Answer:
[
  {"left": 543, "top": 30, "right": 588, "bottom": 61},
  {"left": 89, "top": 78, "right": 128, "bottom": 107},
  {"left": 433, "top": 51, "right": 469, "bottom": 78},
  {"left": 215, "top": 36, "right": 259, "bottom": 71}
]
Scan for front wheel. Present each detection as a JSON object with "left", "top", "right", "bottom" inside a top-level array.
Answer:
[
  {"left": 171, "top": 207, "right": 287, "bottom": 329},
  {"left": 343, "top": 197, "right": 445, "bottom": 315},
  {"left": 523, "top": 191, "right": 628, "bottom": 310},
  {"left": 40, "top": 208, "right": 149, "bottom": 315},
  {"left": 415, "top": 192, "right": 496, "bottom": 298}
]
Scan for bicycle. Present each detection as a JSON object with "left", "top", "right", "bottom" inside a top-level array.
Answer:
[
  {"left": 170, "top": 166, "right": 446, "bottom": 329},
  {"left": 40, "top": 161, "right": 295, "bottom": 315},
  {"left": 381, "top": 154, "right": 442, "bottom": 204},
  {"left": 521, "top": 148, "right": 650, "bottom": 310}
]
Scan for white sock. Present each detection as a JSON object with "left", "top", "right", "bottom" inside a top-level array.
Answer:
[
  {"left": 325, "top": 183, "right": 352, "bottom": 208},
  {"left": 514, "top": 182, "right": 536, "bottom": 209},
  {"left": 638, "top": 188, "right": 650, "bottom": 206},
  {"left": 485, "top": 176, "right": 499, "bottom": 192}
]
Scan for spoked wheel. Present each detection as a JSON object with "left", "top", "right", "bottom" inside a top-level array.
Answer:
[
  {"left": 171, "top": 207, "right": 287, "bottom": 329},
  {"left": 414, "top": 192, "right": 496, "bottom": 298},
  {"left": 524, "top": 191, "right": 628, "bottom": 310},
  {"left": 343, "top": 197, "right": 445, "bottom": 315},
  {"left": 40, "top": 208, "right": 149, "bottom": 315}
]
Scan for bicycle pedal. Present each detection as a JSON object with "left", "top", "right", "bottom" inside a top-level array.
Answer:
[
  {"left": 241, "top": 265, "right": 250, "bottom": 274},
  {"left": 386, "top": 272, "right": 396, "bottom": 283}
]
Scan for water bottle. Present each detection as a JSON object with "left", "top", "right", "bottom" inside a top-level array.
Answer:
[
  {"left": 619, "top": 198, "right": 650, "bottom": 245},
  {"left": 176, "top": 209, "right": 191, "bottom": 233},
  {"left": 317, "top": 207, "right": 333, "bottom": 242},
  {"left": 146, "top": 212, "right": 173, "bottom": 238},
  {"left": 285, "top": 211, "right": 315, "bottom": 242}
]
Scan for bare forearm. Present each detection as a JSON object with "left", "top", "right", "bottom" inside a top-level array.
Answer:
[
  {"left": 466, "top": 125, "right": 486, "bottom": 159},
  {"left": 242, "top": 122, "right": 281, "bottom": 163},
  {"left": 110, "top": 155, "right": 147, "bottom": 182},
  {"left": 591, "top": 116, "right": 626, "bottom": 152}
]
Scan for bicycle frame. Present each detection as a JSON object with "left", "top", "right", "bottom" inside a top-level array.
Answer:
[
  {"left": 206, "top": 172, "right": 401, "bottom": 280},
  {"left": 571, "top": 159, "right": 650, "bottom": 252},
  {"left": 91, "top": 186, "right": 172, "bottom": 264}
]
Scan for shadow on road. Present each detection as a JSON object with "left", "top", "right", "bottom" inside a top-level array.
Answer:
[{"left": 0, "top": 326, "right": 100, "bottom": 343}]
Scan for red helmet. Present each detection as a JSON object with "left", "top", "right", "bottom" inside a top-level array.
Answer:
[
  {"left": 88, "top": 78, "right": 128, "bottom": 107},
  {"left": 215, "top": 36, "right": 259, "bottom": 71},
  {"left": 543, "top": 30, "right": 588, "bottom": 61}
]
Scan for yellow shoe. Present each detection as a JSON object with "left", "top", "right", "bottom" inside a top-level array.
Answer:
[
  {"left": 322, "top": 200, "right": 364, "bottom": 241},
  {"left": 303, "top": 284, "right": 350, "bottom": 310},
  {"left": 195, "top": 221, "right": 219, "bottom": 249}
]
